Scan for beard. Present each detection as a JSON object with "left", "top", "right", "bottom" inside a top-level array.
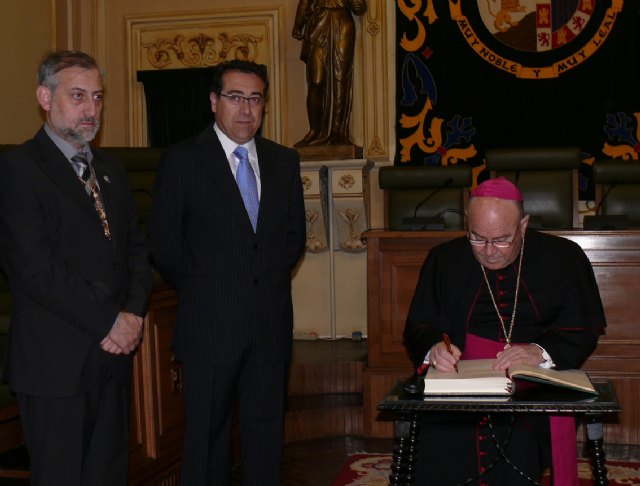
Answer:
[{"left": 57, "top": 117, "right": 101, "bottom": 146}]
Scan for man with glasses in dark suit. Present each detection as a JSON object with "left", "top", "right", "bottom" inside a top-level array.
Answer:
[{"left": 149, "top": 60, "right": 306, "bottom": 485}]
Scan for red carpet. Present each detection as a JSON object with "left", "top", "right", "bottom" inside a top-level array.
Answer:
[
  {"left": 332, "top": 453, "right": 640, "bottom": 485},
  {"left": 331, "top": 454, "right": 392, "bottom": 486}
]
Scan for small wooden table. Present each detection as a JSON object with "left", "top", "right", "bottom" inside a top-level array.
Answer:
[{"left": 378, "top": 378, "right": 621, "bottom": 485}]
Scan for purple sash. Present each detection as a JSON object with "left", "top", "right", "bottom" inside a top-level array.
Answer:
[{"left": 461, "top": 333, "right": 578, "bottom": 486}]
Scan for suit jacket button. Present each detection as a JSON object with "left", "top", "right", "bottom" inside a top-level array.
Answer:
[
  {"left": 253, "top": 243, "right": 258, "bottom": 250},
  {"left": 112, "top": 263, "right": 118, "bottom": 270},
  {"left": 253, "top": 278, "right": 259, "bottom": 285}
]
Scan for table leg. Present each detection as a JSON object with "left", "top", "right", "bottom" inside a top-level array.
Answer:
[
  {"left": 389, "top": 413, "right": 419, "bottom": 485},
  {"left": 585, "top": 414, "right": 608, "bottom": 486}
]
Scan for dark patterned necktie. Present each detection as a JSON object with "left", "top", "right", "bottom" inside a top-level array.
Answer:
[
  {"left": 71, "top": 152, "right": 111, "bottom": 240},
  {"left": 71, "top": 152, "right": 92, "bottom": 187},
  {"left": 233, "top": 145, "right": 259, "bottom": 232}
]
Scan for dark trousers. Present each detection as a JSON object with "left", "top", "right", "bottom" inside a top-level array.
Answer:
[
  {"left": 180, "top": 350, "right": 288, "bottom": 486},
  {"left": 17, "top": 371, "right": 130, "bottom": 486}
]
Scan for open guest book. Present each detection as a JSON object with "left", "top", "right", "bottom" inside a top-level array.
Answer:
[{"left": 423, "top": 359, "right": 597, "bottom": 396}]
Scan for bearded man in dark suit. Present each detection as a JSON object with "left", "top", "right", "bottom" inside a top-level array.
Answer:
[
  {"left": 0, "top": 50, "right": 152, "bottom": 485},
  {"left": 148, "top": 60, "right": 306, "bottom": 485}
]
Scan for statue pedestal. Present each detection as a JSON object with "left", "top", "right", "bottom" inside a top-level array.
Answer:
[{"left": 295, "top": 144, "right": 363, "bottom": 162}]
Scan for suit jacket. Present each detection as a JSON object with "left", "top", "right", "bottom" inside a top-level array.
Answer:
[
  {"left": 148, "top": 125, "right": 306, "bottom": 366},
  {"left": 0, "top": 128, "right": 153, "bottom": 396}
]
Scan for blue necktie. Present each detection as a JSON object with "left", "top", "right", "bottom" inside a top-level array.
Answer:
[{"left": 233, "top": 145, "right": 259, "bottom": 231}]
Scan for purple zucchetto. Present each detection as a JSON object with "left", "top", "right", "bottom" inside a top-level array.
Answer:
[{"left": 469, "top": 177, "right": 524, "bottom": 202}]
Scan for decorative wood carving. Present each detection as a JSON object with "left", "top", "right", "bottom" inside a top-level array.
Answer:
[{"left": 141, "top": 32, "right": 263, "bottom": 69}]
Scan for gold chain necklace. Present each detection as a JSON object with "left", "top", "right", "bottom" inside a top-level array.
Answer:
[
  {"left": 78, "top": 170, "right": 112, "bottom": 240},
  {"left": 480, "top": 237, "right": 525, "bottom": 349}
]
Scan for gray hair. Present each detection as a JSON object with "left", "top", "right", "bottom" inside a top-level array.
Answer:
[{"left": 38, "top": 50, "right": 102, "bottom": 91}]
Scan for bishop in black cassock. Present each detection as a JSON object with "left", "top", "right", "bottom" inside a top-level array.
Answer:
[{"left": 404, "top": 178, "right": 606, "bottom": 485}]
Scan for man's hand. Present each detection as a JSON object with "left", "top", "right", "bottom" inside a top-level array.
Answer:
[
  {"left": 100, "top": 335, "right": 124, "bottom": 355},
  {"left": 429, "top": 340, "right": 461, "bottom": 373},
  {"left": 493, "top": 344, "right": 544, "bottom": 370},
  {"left": 100, "top": 312, "right": 143, "bottom": 355}
]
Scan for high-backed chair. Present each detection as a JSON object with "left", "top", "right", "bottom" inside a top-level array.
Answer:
[
  {"left": 378, "top": 165, "right": 472, "bottom": 230},
  {"left": 99, "top": 147, "right": 163, "bottom": 234},
  {"left": 485, "top": 147, "right": 581, "bottom": 229},
  {"left": 584, "top": 159, "right": 640, "bottom": 229}
]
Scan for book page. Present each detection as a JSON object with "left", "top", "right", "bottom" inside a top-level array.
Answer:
[
  {"left": 508, "top": 364, "right": 596, "bottom": 394},
  {"left": 424, "top": 359, "right": 597, "bottom": 396},
  {"left": 424, "top": 359, "right": 512, "bottom": 395}
]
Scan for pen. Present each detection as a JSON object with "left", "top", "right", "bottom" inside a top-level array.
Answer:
[{"left": 442, "top": 333, "right": 459, "bottom": 373}]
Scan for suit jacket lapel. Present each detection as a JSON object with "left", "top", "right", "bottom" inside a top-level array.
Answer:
[
  {"left": 33, "top": 130, "right": 97, "bottom": 215},
  {"left": 194, "top": 127, "right": 256, "bottom": 231},
  {"left": 254, "top": 138, "right": 274, "bottom": 235},
  {"left": 33, "top": 129, "right": 114, "bottom": 242}
]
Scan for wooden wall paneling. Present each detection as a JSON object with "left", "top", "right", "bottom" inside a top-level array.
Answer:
[
  {"left": 366, "top": 231, "right": 459, "bottom": 370},
  {"left": 129, "top": 286, "right": 183, "bottom": 485},
  {"left": 362, "top": 371, "right": 407, "bottom": 438},
  {"left": 128, "top": 346, "right": 148, "bottom": 464},
  {"left": 577, "top": 375, "right": 640, "bottom": 446},
  {"left": 585, "top": 372, "right": 640, "bottom": 446},
  {"left": 150, "top": 291, "right": 183, "bottom": 458},
  {"left": 570, "top": 231, "right": 640, "bottom": 447},
  {"left": 364, "top": 233, "right": 382, "bottom": 366},
  {"left": 285, "top": 359, "right": 365, "bottom": 441}
]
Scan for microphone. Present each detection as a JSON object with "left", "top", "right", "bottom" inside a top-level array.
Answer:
[
  {"left": 583, "top": 179, "right": 628, "bottom": 230},
  {"left": 402, "top": 177, "right": 453, "bottom": 230},
  {"left": 416, "top": 208, "right": 465, "bottom": 231},
  {"left": 594, "top": 179, "right": 618, "bottom": 216}
]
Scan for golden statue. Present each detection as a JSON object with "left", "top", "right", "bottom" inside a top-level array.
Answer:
[{"left": 292, "top": 0, "right": 368, "bottom": 147}]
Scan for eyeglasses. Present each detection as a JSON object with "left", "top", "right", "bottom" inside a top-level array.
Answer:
[
  {"left": 468, "top": 221, "right": 523, "bottom": 248},
  {"left": 219, "top": 93, "right": 264, "bottom": 106}
]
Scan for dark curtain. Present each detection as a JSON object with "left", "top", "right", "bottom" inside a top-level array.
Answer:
[
  {"left": 137, "top": 68, "right": 216, "bottom": 147},
  {"left": 395, "top": 1, "right": 640, "bottom": 199}
]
